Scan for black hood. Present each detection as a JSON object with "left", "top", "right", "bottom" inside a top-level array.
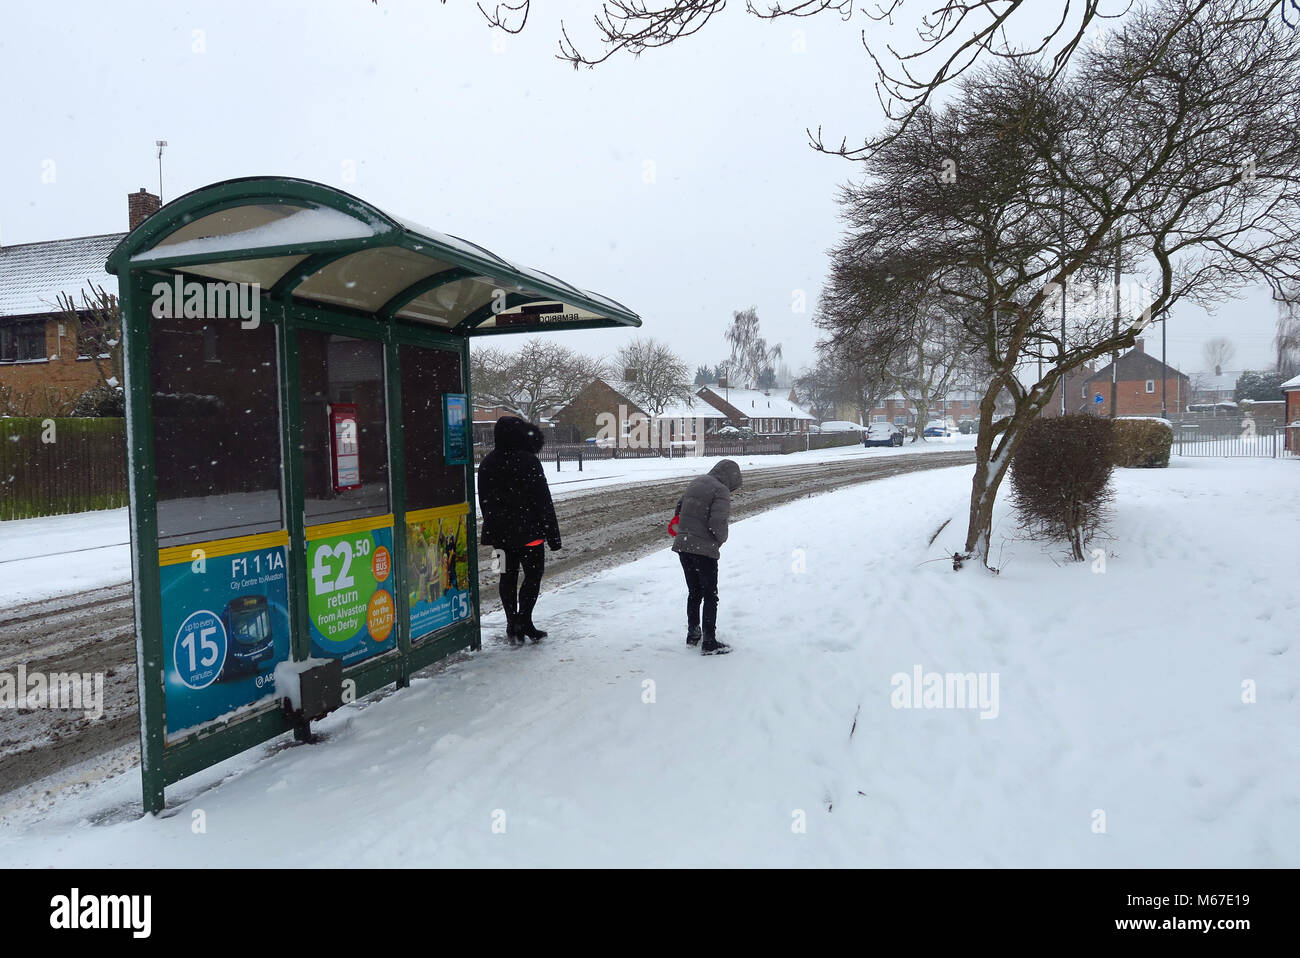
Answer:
[{"left": 493, "top": 415, "right": 545, "bottom": 454}]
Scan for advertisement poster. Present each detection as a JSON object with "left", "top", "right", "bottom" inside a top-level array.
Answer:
[
  {"left": 406, "top": 503, "right": 472, "bottom": 641},
  {"left": 306, "top": 515, "right": 396, "bottom": 666},
  {"left": 330, "top": 403, "right": 361, "bottom": 491},
  {"left": 159, "top": 531, "right": 291, "bottom": 740},
  {"left": 443, "top": 393, "right": 469, "bottom": 466}
]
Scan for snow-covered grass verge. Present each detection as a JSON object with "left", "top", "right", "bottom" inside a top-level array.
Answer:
[
  {"left": 0, "top": 454, "right": 1293, "bottom": 867},
  {"left": 542, "top": 433, "right": 976, "bottom": 498},
  {"left": 0, "top": 508, "right": 130, "bottom": 606}
]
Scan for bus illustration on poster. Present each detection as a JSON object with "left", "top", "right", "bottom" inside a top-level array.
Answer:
[{"left": 406, "top": 503, "right": 472, "bottom": 640}]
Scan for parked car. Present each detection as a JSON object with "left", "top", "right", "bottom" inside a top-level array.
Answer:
[
  {"left": 818, "top": 420, "right": 865, "bottom": 433},
  {"left": 864, "top": 422, "right": 904, "bottom": 447},
  {"left": 923, "top": 420, "right": 952, "bottom": 437}
]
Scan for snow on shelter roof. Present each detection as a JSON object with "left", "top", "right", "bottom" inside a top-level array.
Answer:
[
  {"left": 1282, "top": 374, "right": 1300, "bottom": 391},
  {"left": 106, "top": 176, "right": 640, "bottom": 336}
]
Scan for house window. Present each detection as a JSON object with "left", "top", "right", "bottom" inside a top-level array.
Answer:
[
  {"left": 962, "top": 400, "right": 971, "bottom": 409},
  {"left": 1146, "top": 379, "right": 1155, "bottom": 393},
  {"left": 0, "top": 320, "right": 46, "bottom": 362},
  {"left": 873, "top": 415, "right": 886, "bottom": 423},
  {"left": 1082, "top": 384, "right": 1088, "bottom": 399}
]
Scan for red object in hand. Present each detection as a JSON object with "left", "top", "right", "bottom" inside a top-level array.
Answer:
[
  {"left": 667, "top": 515, "right": 679, "bottom": 537},
  {"left": 524, "top": 539, "right": 544, "bottom": 547}
]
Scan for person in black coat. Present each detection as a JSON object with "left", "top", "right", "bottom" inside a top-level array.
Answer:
[{"left": 477, "top": 416, "right": 562, "bottom": 643}]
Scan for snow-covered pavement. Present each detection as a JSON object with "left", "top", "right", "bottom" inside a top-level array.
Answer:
[{"left": 0, "top": 453, "right": 1294, "bottom": 866}]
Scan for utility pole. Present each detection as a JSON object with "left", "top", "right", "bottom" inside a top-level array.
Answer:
[{"left": 1111, "top": 232, "right": 1121, "bottom": 418}]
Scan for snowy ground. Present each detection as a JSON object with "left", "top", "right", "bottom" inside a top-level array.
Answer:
[
  {"left": 0, "top": 508, "right": 130, "bottom": 606},
  {"left": 544, "top": 434, "right": 975, "bottom": 499},
  {"left": 0, "top": 453, "right": 1294, "bottom": 867},
  {"left": 0, "top": 436, "right": 975, "bottom": 606}
]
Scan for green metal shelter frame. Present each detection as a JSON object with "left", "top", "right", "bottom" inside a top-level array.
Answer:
[{"left": 107, "top": 176, "right": 640, "bottom": 813}]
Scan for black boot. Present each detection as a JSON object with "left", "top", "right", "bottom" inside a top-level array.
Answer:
[
  {"left": 701, "top": 634, "right": 731, "bottom": 655},
  {"left": 687, "top": 625, "right": 701, "bottom": 646},
  {"left": 505, "top": 613, "right": 523, "bottom": 645},
  {"left": 520, "top": 617, "right": 547, "bottom": 642}
]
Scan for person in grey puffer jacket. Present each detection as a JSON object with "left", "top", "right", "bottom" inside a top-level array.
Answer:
[{"left": 670, "top": 458, "right": 741, "bottom": 655}]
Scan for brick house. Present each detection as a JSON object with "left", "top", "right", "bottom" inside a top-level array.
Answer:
[
  {"left": 1041, "top": 363, "right": 1096, "bottom": 417},
  {"left": 696, "top": 386, "right": 814, "bottom": 435},
  {"left": 1283, "top": 374, "right": 1300, "bottom": 452},
  {"left": 0, "top": 188, "right": 160, "bottom": 414},
  {"left": 1082, "top": 340, "right": 1189, "bottom": 417},
  {"left": 554, "top": 378, "right": 725, "bottom": 442},
  {"left": 863, "top": 387, "right": 992, "bottom": 426}
]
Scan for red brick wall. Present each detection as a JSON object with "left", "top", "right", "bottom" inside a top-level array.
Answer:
[
  {"left": 1287, "top": 390, "right": 1300, "bottom": 451},
  {"left": 1086, "top": 377, "right": 1186, "bottom": 417},
  {"left": 0, "top": 317, "right": 104, "bottom": 413},
  {"left": 554, "top": 380, "right": 647, "bottom": 440}
]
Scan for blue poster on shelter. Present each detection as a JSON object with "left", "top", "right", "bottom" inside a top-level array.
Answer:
[{"left": 159, "top": 532, "right": 291, "bottom": 740}]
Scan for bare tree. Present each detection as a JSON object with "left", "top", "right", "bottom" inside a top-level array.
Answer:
[
  {"left": 1275, "top": 285, "right": 1300, "bottom": 378},
  {"left": 615, "top": 336, "right": 693, "bottom": 414},
  {"left": 1201, "top": 337, "right": 1237, "bottom": 377},
  {"left": 54, "top": 283, "right": 123, "bottom": 416},
  {"left": 472, "top": 0, "right": 1116, "bottom": 148},
  {"left": 470, "top": 341, "right": 608, "bottom": 423},
  {"left": 822, "top": 0, "right": 1300, "bottom": 568},
  {"left": 723, "top": 307, "right": 783, "bottom": 389}
]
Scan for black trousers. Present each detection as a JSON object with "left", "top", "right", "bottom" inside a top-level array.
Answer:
[
  {"left": 500, "top": 545, "right": 546, "bottom": 623},
  {"left": 678, "top": 551, "right": 719, "bottom": 638}
]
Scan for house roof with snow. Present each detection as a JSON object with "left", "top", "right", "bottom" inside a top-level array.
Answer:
[
  {"left": 1281, "top": 374, "right": 1300, "bottom": 391},
  {"left": 603, "top": 379, "right": 725, "bottom": 419},
  {"left": 699, "top": 386, "right": 815, "bottom": 421},
  {"left": 0, "top": 233, "right": 125, "bottom": 318},
  {"left": 1193, "top": 370, "right": 1240, "bottom": 393}
]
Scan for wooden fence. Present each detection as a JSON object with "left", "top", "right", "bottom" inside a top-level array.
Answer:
[{"left": 0, "top": 417, "right": 127, "bottom": 520}]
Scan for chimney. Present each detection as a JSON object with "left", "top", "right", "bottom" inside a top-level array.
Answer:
[
  {"left": 1134, "top": 338, "right": 1145, "bottom": 354},
  {"left": 128, "top": 188, "right": 161, "bottom": 231}
]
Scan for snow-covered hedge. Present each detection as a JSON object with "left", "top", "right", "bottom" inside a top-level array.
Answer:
[{"left": 1112, "top": 418, "right": 1172, "bottom": 468}]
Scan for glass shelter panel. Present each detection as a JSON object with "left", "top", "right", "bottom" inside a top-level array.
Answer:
[{"left": 151, "top": 312, "right": 283, "bottom": 547}]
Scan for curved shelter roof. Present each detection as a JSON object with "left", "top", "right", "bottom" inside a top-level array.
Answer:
[{"left": 105, "top": 176, "right": 640, "bottom": 336}]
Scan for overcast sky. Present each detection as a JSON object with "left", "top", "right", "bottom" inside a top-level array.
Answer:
[{"left": 0, "top": 0, "right": 1285, "bottom": 380}]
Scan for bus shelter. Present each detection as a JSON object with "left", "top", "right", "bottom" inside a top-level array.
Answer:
[{"left": 106, "top": 176, "right": 640, "bottom": 812}]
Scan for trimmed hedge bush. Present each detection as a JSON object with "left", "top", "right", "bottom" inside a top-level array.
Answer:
[
  {"left": 1010, "top": 415, "right": 1115, "bottom": 561},
  {"left": 1111, "top": 417, "right": 1172, "bottom": 468}
]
